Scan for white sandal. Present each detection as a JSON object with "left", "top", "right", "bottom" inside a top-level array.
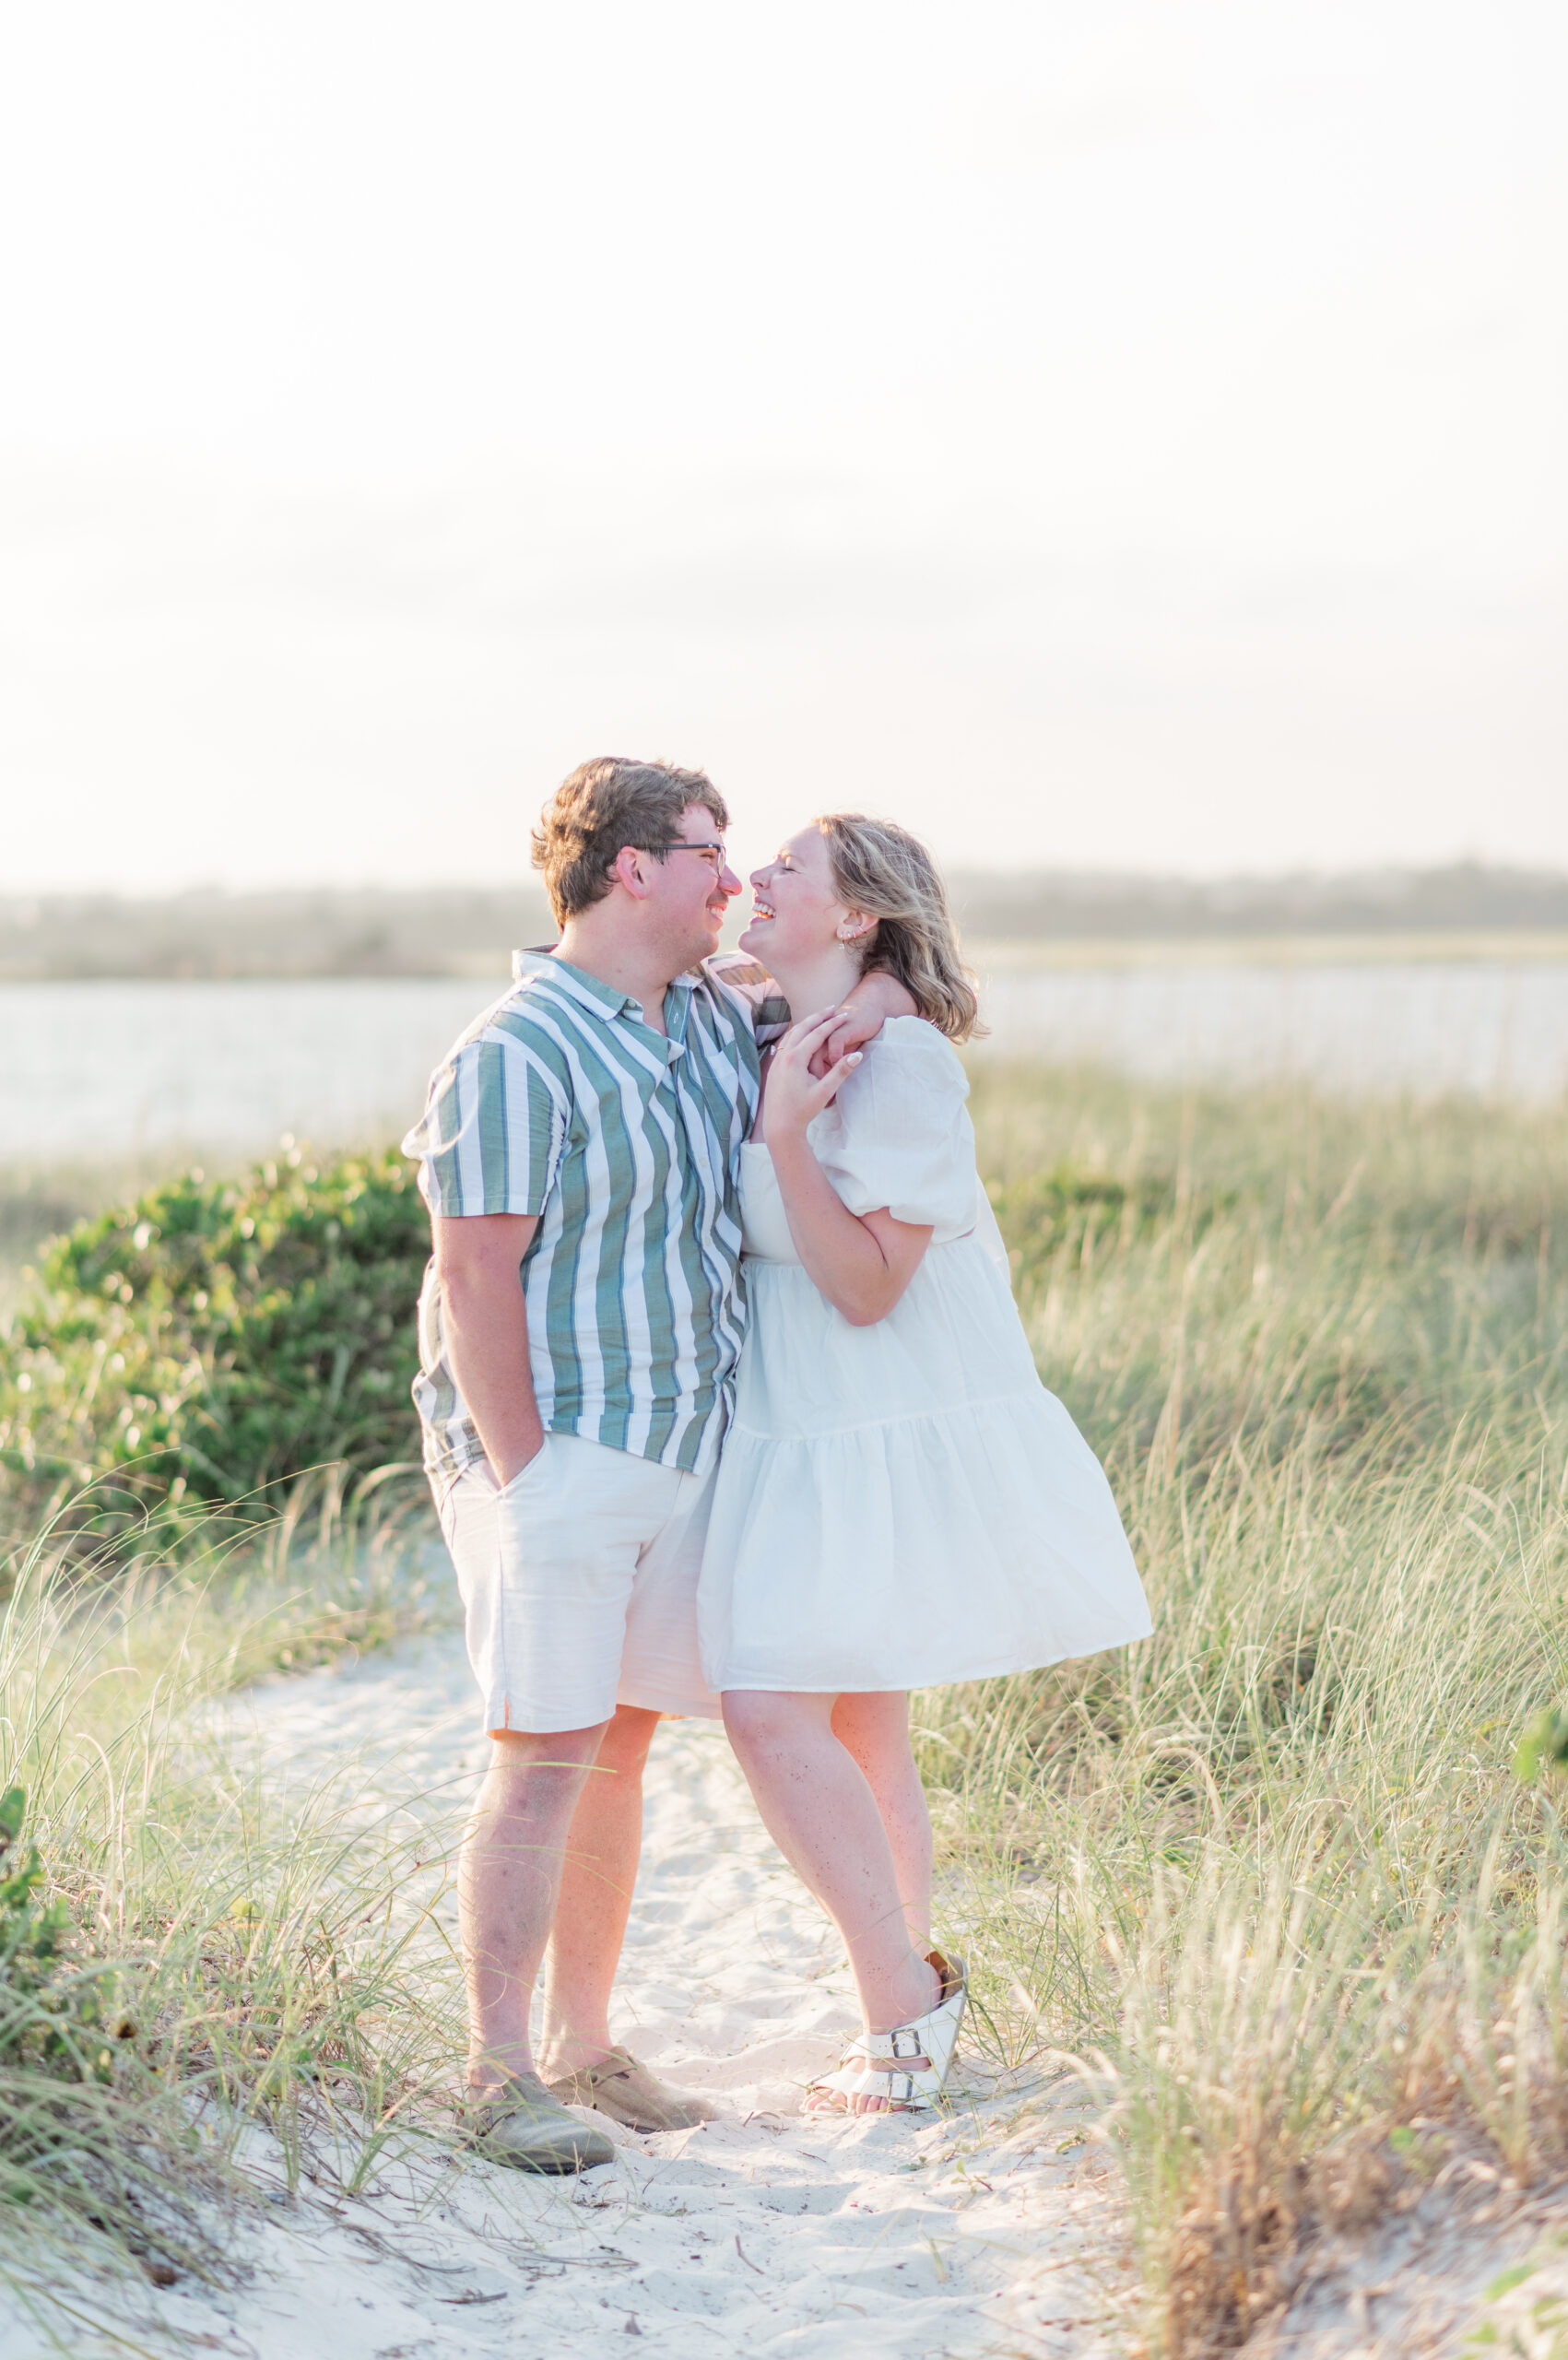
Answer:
[{"left": 806, "top": 1951, "right": 967, "bottom": 2114}]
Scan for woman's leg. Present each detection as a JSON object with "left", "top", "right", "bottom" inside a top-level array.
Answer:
[
  {"left": 830, "top": 1691, "right": 934, "bottom": 1953},
  {"left": 724, "top": 1690, "right": 939, "bottom": 2047}
]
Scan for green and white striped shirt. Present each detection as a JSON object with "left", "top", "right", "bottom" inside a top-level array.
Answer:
[{"left": 402, "top": 950, "right": 785, "bottom": 1485}]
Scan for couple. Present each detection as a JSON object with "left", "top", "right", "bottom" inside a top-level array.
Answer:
[{"left": 403, "top": 756, "right": 1150, "bottom": 2173}]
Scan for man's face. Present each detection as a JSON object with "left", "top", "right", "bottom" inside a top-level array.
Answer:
[{"left": 644, "top": 803, "right": 742, "bottom": 970}]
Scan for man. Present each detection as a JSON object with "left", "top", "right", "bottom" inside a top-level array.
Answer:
[{"left": 402, "top": 757, "right": 906, "bottom": 2172}]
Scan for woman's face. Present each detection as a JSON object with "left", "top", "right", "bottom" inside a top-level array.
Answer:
[{"left": 741, "top": 827, "right": 856, "bottom": 967}]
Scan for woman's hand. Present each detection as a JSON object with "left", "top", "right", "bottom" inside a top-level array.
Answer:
[
  {"left": 761, "top": 1018, "right": 933, "bottom": 1323},
  {"left": 765, "top": 1008, "right": 863, "bottom": 1138}
]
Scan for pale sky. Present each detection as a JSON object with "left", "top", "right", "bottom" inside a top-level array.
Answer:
[{"left": 2, "top": 0, "right": 1562, "bottom": 891}]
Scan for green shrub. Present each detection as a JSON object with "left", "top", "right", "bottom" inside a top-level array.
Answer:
[
  {"left": 0, "top": 1784, "right": 122, "bottom": 2089},
  {"left": 0, "top": 1147, "right": 429, "bottom": 1538}
]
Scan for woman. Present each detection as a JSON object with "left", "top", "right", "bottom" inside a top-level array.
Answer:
[{"left": 698, "top": 814, "right": 1151, "bottom": 2114}]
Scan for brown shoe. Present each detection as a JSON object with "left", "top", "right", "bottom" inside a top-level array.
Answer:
[
  {"left": 467, "top": 2070, "right": 617, "bottom": 2172},
  {"left": 545, "top": 2047, "right": 714, "bottom": 2133}
]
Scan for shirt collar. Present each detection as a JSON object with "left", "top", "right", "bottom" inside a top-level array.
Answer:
[{"left": 510, "top": 947, "right": 698, "bottom": 1026}]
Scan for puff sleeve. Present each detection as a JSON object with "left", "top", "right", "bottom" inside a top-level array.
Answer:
[{"left": 806, "top": 1019, "right": 981, "bottom": 1238}]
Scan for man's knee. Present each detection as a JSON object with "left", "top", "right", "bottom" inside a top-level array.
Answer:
[{"left": 487, "top": 1721, "right": 610, "bottom": 1777}]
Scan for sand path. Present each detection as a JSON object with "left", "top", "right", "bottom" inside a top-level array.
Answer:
[{"left": 2, "top": 1632, "right": 1122, "bottom": 2358}]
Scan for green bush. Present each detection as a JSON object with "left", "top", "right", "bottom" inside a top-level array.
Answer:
[
  {"left": 0, "top": 1147, "right": 429, "bottom": 1536},
  {"left": 0, "top": 1784, "right": 123, "bottom": 2090}
]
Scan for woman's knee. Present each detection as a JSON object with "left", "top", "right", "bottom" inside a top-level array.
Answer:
[
  {"left": 723, "top": 1689, "right": 828, "bottom": 1757},
  {"left": 831, "top": 1690, "right": 912, "bottom": 1758},
  {"left": 831, "top": 1687, "right": 906, "bottom": 1726}
]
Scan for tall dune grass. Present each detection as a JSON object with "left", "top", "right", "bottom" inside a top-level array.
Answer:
[
  {"left": 0, "top": 1473, "right": 461, "bottom": 2303},
  {"left": 922, "top": 1068, "right": 1568, "bottom": 2354}
]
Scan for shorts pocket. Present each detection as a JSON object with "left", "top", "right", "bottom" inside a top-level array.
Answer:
[{"left": 496, "top": 1440, "right": 551, "bottom": 1502}]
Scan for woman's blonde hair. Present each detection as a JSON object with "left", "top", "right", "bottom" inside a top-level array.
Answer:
[{"left": 815, "top": 813, "right": 984, "bottom": 1044}]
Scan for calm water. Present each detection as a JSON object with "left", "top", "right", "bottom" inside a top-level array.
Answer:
[{"left": 3, "top": 963, "right": 1565, "bottom": 1164}]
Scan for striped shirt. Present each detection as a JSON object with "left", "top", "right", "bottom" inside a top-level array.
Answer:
[{"left": 402, "top": 949, "right": 787, "bottom": 1484}]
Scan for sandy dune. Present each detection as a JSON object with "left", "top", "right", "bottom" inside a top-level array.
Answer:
[{"left": 1, "top": 1632, "right": 1123, "bottom": 2358}]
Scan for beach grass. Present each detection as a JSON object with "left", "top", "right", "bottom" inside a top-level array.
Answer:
[
  {"left": 917, "top": 1066, "right": 1568, "bottom": 2353},
  {"left": 3, "top": 1066, "right": 1566, "bottom": 2351},
  {"left": 0, "top": 1474, "right": 462, "bottom": 2308}
]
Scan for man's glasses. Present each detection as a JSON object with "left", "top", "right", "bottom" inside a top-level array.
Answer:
[{"left": 639, "top": 841, "right": 729, "bottom": 873}]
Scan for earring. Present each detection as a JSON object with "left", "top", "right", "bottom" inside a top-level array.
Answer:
[{"left": 837, "top": 923, "right": 860, "bottom": 942}]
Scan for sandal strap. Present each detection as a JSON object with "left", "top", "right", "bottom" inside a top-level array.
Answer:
[
  {"left": 807, "top": 2060, "right": 929, "bottom": 2110},
  {"left": 847, "top": 2030, "right": 933, "bottom": 2070},
  {"left": 563, "top": 2047, "right": 640, "bottom": 2095}
]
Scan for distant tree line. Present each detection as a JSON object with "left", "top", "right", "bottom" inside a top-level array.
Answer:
[
  {"left": 0, "top": 887, "right": 555, "bottom": 981},
  {"left": 946, "top": 860, "right": 1568, "bottom": 942},
  {"left": 1, "top": 862, "right": 1565, "bottom": 980}
]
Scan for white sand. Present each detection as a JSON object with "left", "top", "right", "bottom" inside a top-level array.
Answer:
[{"left": 0, "top": 1632, "right": 1125, "bottom": 2359}]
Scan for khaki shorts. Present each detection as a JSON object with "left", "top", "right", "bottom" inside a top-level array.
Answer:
[{"left": 433, "top": 1430, "right": 723, "bottom": 1736}]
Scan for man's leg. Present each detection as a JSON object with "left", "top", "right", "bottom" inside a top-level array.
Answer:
[
  {"left": 459, "top": 1719, "right": 608, "bottom": 2094},
  {"left": 536, "top": 1704, "right": 660, "bottom": 2080}
]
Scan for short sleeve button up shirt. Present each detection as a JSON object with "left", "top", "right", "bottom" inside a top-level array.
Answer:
[{"left": 402, "top": 949, "right": 785, "bottom": 1483}]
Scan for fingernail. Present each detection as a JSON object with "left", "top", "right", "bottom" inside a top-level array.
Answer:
[{"left": 846, "top": 1052, "right": 863, "bottom": 1064}]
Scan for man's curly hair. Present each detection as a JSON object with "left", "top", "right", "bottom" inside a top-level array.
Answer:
[{"left": 531, "top": 758, "right": 729, "bottom": 926}]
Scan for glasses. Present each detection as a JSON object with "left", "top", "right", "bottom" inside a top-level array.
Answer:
[{"left": 640, "top": 840, "right": 729, "bottom": 873}]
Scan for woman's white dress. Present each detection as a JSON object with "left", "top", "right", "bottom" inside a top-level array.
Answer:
[{"left": 698, "top": 1018, "right": 1152, "bottom": 1693}]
